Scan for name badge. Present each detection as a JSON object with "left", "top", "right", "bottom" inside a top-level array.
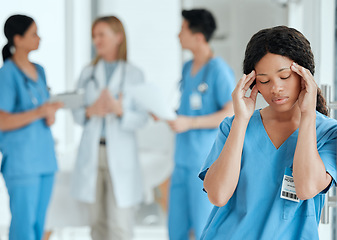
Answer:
[
  {"left": 280, "top": 167, "right": 299, "bottom": 202},
  {"left": 190, "top": 92, "right": 202, "bottom": 110}
]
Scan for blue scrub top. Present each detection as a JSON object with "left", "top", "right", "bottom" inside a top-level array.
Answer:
[
  {"left": 175, "top": 57, "right": 235, "bottom": 169},
  {"left": 199, "top": 110, "right": 337, "bottom": 240},
  {"left": 0, "top": 59, "right": 57, "bottom": 177}
]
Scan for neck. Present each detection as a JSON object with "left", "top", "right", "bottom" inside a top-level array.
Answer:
[
  {"left": 102, "top": 49, "right": 119, "bottom": 62},
  {"left": 263, "top": 104, "right": 302, "bottom": 123},
  {"left": 11, "top": 49, "right": 30, "bottom": 66},
  {"left": 191, "top": 43, "right": 213, "bottom": 66}
]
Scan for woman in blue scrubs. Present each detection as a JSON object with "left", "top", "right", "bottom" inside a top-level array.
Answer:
[
  {"left": 0, "top": 15, "right": 62, "bottom": 240},
  {"left": 199, "top": 26, "right": 337, "bottom": 239}
]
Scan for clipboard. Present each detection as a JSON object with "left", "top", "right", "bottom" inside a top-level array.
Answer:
[{"left": 49, "top": 91, "right": 85, "bottom": 109}]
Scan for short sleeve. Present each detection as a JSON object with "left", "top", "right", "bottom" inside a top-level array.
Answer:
[
  {"left": 0, "top": 68, "right": 17, "bottom": 112},
  {"left": 317, "top": 122, "right": 337, "bottom": 187},
  {"left": 199, "top": 116, "right": 234, "bottom": 181},
  {"left": 214, "top": 64, "right": 235, "bottom": 108}
]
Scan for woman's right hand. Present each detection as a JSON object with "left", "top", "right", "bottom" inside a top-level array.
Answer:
[{"left": 231, "top": 71, "right": 258, "bottom": 121}]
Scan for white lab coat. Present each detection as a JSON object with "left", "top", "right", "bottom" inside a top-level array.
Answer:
[{"left": 71, "top": 60, "right": 148, "bottom": 208}]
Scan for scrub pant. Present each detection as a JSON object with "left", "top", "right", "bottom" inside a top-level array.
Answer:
[
  {"left": 4, "top": 173, "right": 55, "bottom": 240},
  {"left": 168, "top": 166, "right": 213, "bottom": 240},
  {"left": 90, "top": 144, "right": 135, "bottom": 240}
]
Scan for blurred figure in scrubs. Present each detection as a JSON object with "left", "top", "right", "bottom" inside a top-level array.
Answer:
[
  {"left": 0, "top": 15, "right": 62, "bottom": 240},
  {"left": 200, "top": 26, "right": 337, "bottom": 240},
  {"left": 167, "top": 9, "right": 235, "bottom": 240},
  {"left": 71, "top": 16, "right": 148, "bottom": 240}
]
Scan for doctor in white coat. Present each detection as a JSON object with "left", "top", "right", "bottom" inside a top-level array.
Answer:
[{"left": 71, "top": 16, "right": 148, "bottom": 240}]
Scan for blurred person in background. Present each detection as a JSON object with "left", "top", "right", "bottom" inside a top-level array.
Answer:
[
  {"left": 71, "top": 16, "right": 148, "bottom": 240},
  {"left": 166, "top": 9, "right": 235, "bottom": 240}
]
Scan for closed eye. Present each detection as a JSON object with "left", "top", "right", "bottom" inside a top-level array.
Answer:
[
  {"left": 259, "top": 80, "right": 270, "bottom": 84},
  {"left": 280, "top": 75, "right": 291, "bottom": 80}
]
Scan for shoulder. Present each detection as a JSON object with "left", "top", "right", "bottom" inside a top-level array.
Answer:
[
  {"left": 220, "top": 110, "right": 260, "bottom": 132},
  {"left": 122, "top": 61, "right": 145, "bottom": 84},
  {"left": 316, "top": 111, "right": 337, "bottom": 142},
  {"left": 80, "top": 63, "right": 95, "bottom": 79},
  {"left": 0, "top": 60, "right": 17, "bottom": 85},
  {"left": 209, "top": 57, "right": 235, "bottom": 83},
  {"left": 182, "top": 60, "right": 193, "bottom": 73},
  {"left": 0, "top": 59, "right": 15, "bottom": 75},
  {"left": 34, "top": 63, "right": 45, "bottom": 72},
  {"left": 316, "top": 111, "right": 337, "bottom": 129},
  {"left": 33, "top": 63, "right": 47, "bottom": 79},
  {"left": 123, "top": 61, "right": 143, "bottom": 75},
  {"left": 210, "top": 57, "right": 232, "bottom": 72},
  {"left": 219, "top": 114, "right": 235, "bottom": 136},
  {"left": 183, "top": 59, "right": 193, "bottom": 68}
]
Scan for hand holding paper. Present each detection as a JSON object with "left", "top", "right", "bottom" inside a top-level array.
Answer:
[{"left": 129, "top": 83, "right": 177, "bottom": 121}]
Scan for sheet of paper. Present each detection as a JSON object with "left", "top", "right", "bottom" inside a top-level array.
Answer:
[{"left": 129, "top": 83, "right": 177, "bottom": 120}]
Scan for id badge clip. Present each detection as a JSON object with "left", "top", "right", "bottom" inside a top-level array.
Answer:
[
  {"left": 190, "top": 92, "right": 202, "bottom": 110},
  {"left": 280, "top": 167, "right": 299, "bottom": 202}
]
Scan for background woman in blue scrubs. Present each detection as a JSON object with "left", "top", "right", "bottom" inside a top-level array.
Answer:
[
  {"left": 0, "top": 15, "right": 62, "bottom": 240},
  {"left": 199, "top": 26, "right": 337, "bottom": 239}
]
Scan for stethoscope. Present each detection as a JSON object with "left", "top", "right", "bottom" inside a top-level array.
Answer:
[
  {"left": 197, "top": 60, "right": 211, "bottom": 93},
  {"left": 181, "top": 59, "right": 211, "bottom": 94},
  {"left": 86, "top": 61, "right": 126, "bottom": 93},
  {"left": 14, "top": 63, "right": 46, "bottom": 106}
]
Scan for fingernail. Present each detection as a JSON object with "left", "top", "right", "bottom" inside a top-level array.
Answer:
[{"left": 292, "top": 62, "right": 296, "bottom": 66}]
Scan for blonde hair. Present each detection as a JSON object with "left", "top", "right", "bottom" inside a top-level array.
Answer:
[{"left": 91, "top": 16, "right": 127, "bottom": 65}]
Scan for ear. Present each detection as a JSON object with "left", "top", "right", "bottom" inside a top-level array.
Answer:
[
  {"left": 13, "top": 34, "right": 22, "bottom": 48},
  {"left": 116, "top": 32, "right": 124, "bottom": 45},
  {"left": 195, "top": 32, "right": 206, "bottom": 43}
]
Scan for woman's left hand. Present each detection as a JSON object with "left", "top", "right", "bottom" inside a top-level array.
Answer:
[
  {"left": 104, "top": 90, "right": 123, "bottom": 117},
  {"left": 291, "top": 62, "right": 317, "bottom": 116}
]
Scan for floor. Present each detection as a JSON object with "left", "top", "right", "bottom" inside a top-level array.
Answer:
[{"left": 0, "top": 203, "right": 169, "bottom": 240}]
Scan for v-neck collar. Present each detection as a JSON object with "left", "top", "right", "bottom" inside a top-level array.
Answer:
[
  {"left": 10, "top": 59, "right": 39, "bottom": 82},
  {"left": 257, "top": 110, "right": 299, "bottom": 150},
  {"left": 189, "top": 57, "right": 214, "bottom": 78}
]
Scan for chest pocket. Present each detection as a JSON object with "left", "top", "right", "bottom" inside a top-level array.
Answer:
[{"left": 282, "top": 198, "right": 315, "bottom": 220}]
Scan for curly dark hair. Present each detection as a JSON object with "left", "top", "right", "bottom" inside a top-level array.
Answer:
[{"left": 243, "top": 26, "right": 328, "bottom": 116}]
